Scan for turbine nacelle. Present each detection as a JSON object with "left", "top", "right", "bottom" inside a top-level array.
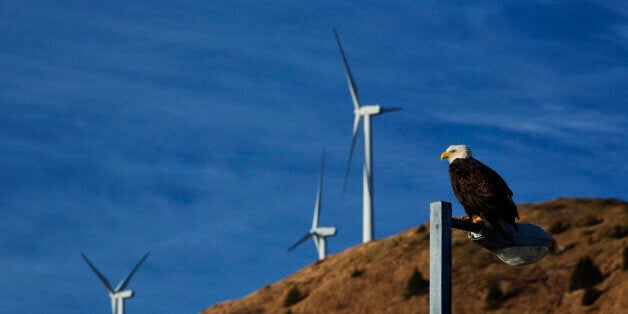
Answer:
[
  {"left": 355, "top": 105, "right": 381, "bottom": 116},
  {"left": 312, "top": 227, "right": 337, "bottom": 237},
  {"left": 110, "top": 290, "right": 134, "bottom": 299}
]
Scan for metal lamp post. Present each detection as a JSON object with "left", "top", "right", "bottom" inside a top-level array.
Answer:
[{"left": 429, "top": 201, "right": 552, "bottom": 314}]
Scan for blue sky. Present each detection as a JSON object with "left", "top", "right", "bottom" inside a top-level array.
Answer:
[{"left": 1, "top": 1, "right": 626, "bottom": 313}]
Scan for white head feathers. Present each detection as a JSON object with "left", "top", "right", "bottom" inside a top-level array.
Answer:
[{"left": 440, "top": 144, "right": 472, "bottom": 164}]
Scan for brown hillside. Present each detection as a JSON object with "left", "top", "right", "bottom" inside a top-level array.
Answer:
[{"left": 202, "top": 198, "right": 628, "bottom": 314}]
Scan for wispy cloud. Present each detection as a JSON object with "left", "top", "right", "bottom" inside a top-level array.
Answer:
[{"left": 433, "top": 105, "right": 626, "bottom": 147}]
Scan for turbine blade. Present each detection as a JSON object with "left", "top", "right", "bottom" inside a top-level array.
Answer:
[
  {"left": 313, "top": 148, "right": 325, "bottom": 229},
  {"left": 81, "top": 253, "right": 114, "bottom": 293},
  {"left": 380, "top": 107, "right": 402, "bottom": 114},
  {"left": 114, "top": 252, "right": 150, "bottom": 292},
  {"left": 287, "top": 232, "right": 314, "bottom": 252},
  {"left": 342, "top": 114, "right": 361, "bottom": 195},
  {"left": 333, "top": 28, "right": 361, "bottom": 110},
  {"left": 312, "top": 234, "right": 321, "bottom": 253}
]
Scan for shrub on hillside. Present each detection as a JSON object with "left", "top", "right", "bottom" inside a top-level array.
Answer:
[
  {"left": 611, "top": 225, "right": 627, "bottom": 239},
  {"left": 578, "top": 215, "right": 603, "bottom": 227},
  {"left": 484, "top": 282, "right": 503, "bottom": 311},
  {"left": 351, "top": 267, "right": 364, "bottom": 278},
  {"left": 549, "top": 221, "right": 570, "bottom": 234},
  {"left": 404, "top": 268, "right": 429, "bottom": 299},
  {"left": 283, "top": 286, "right": 304, "bottom": 307},
  {"left": 569, "top": 257, "right": 603, "bottom": 291}
]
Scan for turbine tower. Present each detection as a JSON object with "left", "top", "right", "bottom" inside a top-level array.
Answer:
[
  {"left": 81, "top": 252, "right": 150, "bottom": 314},
  {"left": 333, "top": 28, "right": 400, "bottom": 243},
  {"left": 287, "top": 149, "right": 337, "bottom": 260}
]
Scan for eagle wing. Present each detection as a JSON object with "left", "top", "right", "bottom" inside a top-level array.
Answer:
[{"left": 449, "top": 158, "right": 519, "bottom": 233}]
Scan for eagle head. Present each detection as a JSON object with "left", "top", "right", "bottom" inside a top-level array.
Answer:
[{"left": 440, "top": 144, "right": 472, "bottom": 164}]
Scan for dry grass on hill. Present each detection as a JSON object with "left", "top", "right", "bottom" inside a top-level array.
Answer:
[{"left": 202, "top": 198, "right": 627, "bottom": 314}]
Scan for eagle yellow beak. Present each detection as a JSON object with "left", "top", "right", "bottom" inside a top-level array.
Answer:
[{"left": 440, "top": 151, "right": 449, "bottom": 160}]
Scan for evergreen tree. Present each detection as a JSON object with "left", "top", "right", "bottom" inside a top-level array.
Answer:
[
  {"left": 484, "top": 282, "right": 503, "bottom": 311},
  {"left": 569, "top": 256, "right": 603, "bottom": 291},
  {"left": 404, "top": 268, "right": 429, "bottom": 299},
  {"left": 283, "top": 286, "right": 303, "bottom": 307}
]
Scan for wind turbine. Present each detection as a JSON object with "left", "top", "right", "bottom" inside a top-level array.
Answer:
[
  {"left": 333, "top": 28, "right": 400, "bottom": 243},
  {"left": 81, "top": 252, "right": 150, "bottom": 314},
  {"left": 287, "top": 149, "right": 337, "bottom": 260}
]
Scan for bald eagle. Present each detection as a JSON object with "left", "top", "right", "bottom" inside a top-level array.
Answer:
[{"left": 441, "top": 145, "right": 519, "bottom": 243}]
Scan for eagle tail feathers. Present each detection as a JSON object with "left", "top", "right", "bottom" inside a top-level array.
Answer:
[{"left": 484, "top": 215, "right": 515, "bottom": 245}]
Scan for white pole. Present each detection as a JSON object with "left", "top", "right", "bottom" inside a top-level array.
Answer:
[
  {"left": 111, "top": 297, "right": 116, "bottom": 314},
  {"left": 362, "top": 114, "right": 374, "bottom": 243},
  {"left": 430, "top": 201, "right": 452, "bottom": 314},
  {"left": 319, "top": 238, "right": 326, "bottom": 260}
]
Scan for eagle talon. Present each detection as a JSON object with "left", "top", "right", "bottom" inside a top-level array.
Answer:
[{"left": 472, "top": 216, "right": 483, "bottom": 224}]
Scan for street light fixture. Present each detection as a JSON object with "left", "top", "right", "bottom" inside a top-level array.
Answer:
[
  {"left": 429, "top": 201, "right": 552, "bottom": 314},
  {"left": 452, "top": 218, "right": 552, "bottom": 266}
]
